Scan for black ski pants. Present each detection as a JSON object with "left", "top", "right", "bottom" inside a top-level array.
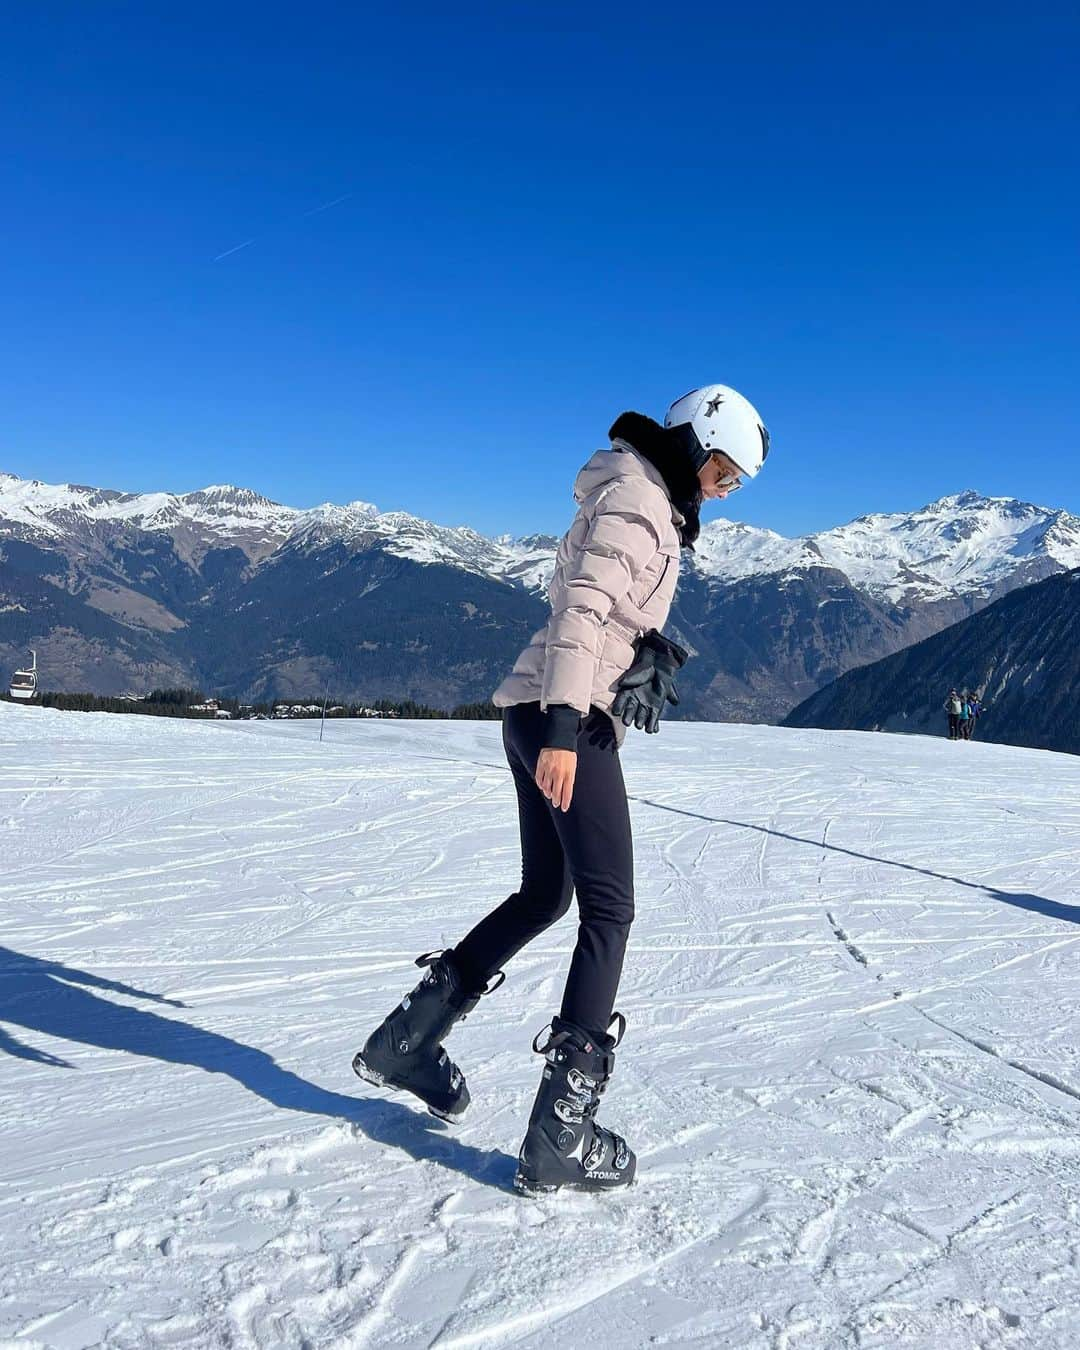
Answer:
[
  {"left": 947, "top": 714, "right": 959, "bottom": 739},
  {"left": 452, "top": 701, "right": 634, "bottom": 1042}
]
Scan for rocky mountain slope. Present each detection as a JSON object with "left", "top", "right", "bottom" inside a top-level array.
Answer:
[
  {"left": 2, "top": 469, "right": 1078, "bottom": 717},
  {"left": 782, "top": 569, "right": 1080, "bottom": 754}
]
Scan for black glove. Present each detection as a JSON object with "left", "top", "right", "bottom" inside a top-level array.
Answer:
[
  {"left": 610, "top": 630, "right": 689, "bottom": 734},
  {"left": 583, "top": 711, "right": 618, "bottom": 752}
]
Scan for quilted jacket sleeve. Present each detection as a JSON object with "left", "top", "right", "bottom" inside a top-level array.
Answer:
[{"left": 540, "top": 478, "right": 667, "bottom": 719}]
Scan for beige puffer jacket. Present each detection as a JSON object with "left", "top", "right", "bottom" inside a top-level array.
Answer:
[{"left": 492, "top": 438, "right": 684, "bottom": 746}]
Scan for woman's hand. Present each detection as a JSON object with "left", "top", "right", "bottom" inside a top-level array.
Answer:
[{"left": 536, "top": 748, "right": 577, "bottom": 812}]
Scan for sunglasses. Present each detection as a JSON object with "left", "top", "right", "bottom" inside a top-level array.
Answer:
[{"left": 711, "top": 458, "right": 743, "bottom": 493}]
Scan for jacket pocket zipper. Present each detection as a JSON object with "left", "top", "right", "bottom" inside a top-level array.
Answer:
[{"left": 640, "top": 555, "right": 671, "bottom": 609}]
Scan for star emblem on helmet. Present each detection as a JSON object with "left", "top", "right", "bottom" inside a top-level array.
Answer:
[{"left": 705, "top": 393, "right": 725, "bottom": 416}]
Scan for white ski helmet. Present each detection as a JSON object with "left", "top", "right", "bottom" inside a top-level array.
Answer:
[{"left": 664, "top": 384, "right": 770, "bottom": 478}]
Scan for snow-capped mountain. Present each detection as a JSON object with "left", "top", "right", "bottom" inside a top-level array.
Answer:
[
  {"left": 6, "top": 470, "right": 1078, "bottom": 600},
  {"left": 693, "top": 491, "right": 1080, "bottom": 602},
  {"left": 0, "top": 473, "right": 551, "bottom": 584},
  {"left": 2, "top": 468, "right": 1078, "bottom": 719},
  {"left": 0, "top": 473, "right": 291, "bottom": 535},
  {"left": 282, "top": 500, "right": 555, "bottom": 589},
  {"left": 0, "top": 474, "right": 297, "bottom": 565}
]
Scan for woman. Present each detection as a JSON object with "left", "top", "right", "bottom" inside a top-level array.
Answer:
[
  {"left": 353, "top": 384, "right": 770, "bottom": 1195},
  {"left": 945, "top": 689, "right": 962, "bottom": 739}
]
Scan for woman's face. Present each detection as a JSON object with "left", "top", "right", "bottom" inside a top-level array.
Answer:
[{"left": 697, "top": 451, "right": 744, "bottom": 501}]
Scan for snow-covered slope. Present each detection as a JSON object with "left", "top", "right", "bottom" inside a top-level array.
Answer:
[{"left": 2, "top": 707, "right": 1079, "bottom": 1346}]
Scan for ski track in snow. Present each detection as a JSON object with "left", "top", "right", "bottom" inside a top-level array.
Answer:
[{"left": 1, "top": 706, "right": 1079, "bottom": 1348}]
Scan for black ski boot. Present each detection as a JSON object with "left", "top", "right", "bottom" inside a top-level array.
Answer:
[
  {"left": 514, "top": 1014, "right": 636, "bottom": 1195},
  {"left": 352, "top": 951, "right": 501, "bottom": 1122}
]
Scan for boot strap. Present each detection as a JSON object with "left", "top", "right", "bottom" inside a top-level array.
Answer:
[
  {"left": 533, "top": 1011, "right": 626, "bottom": 1058},
  {"left": 416, "top": 950, "right": 504, "bottom": 998}
]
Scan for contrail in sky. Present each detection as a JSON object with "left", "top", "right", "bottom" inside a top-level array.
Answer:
[
  {"left": 212, "top": 238, "right": 256, "bottom": 263},
  {"left": 212, "top": 192, "right": 354, "bottom": 262},
  {"left": 301, "top": 192, "right": 353, "bottom": 218}
]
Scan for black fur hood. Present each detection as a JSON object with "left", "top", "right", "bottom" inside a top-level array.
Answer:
[{"left": 608, "top": 411, "right": 703, "bottom": 549}]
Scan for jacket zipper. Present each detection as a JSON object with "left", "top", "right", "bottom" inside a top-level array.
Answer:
[{"left": 640, "top": 555, "right": 671, "bottom": 609}]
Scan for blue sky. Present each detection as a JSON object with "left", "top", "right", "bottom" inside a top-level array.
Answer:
[{"left": 2, "top": 4, "right": 1077, "bottom": 539}]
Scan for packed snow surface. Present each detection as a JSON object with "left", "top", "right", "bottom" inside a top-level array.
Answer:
[{"left": 2, "top": 706, "right": 1079, "bottom": 1348}]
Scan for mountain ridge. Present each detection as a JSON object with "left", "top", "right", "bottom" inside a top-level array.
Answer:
[
  {"left": 5, "top": 469, "right": 1079, "bottom": 599},
  {"left": 3, "top": 468, "right": 1079, "bottom": 716}
]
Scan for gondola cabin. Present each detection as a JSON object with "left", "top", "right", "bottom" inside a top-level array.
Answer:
[{"left": 9, "top": 650, "right": 38, "bottom": 701}]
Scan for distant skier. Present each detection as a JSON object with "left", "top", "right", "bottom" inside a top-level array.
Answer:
[
  {"left": 945, "top": 689, "right": 962, "bottom": 740},
  {"left": 352, "top": 385, "right": 770, "bottom": 1194},
  {"left": 965, "top": 692, "right": 982, "bottom": 740}
]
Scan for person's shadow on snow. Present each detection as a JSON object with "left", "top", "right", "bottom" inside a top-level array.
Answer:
[
  {"left": 632, "top": 799, "right": 1080, "bottom": 927},
  {"left": 0, "top": 945, "right": 515, "bottom": 1191}
]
